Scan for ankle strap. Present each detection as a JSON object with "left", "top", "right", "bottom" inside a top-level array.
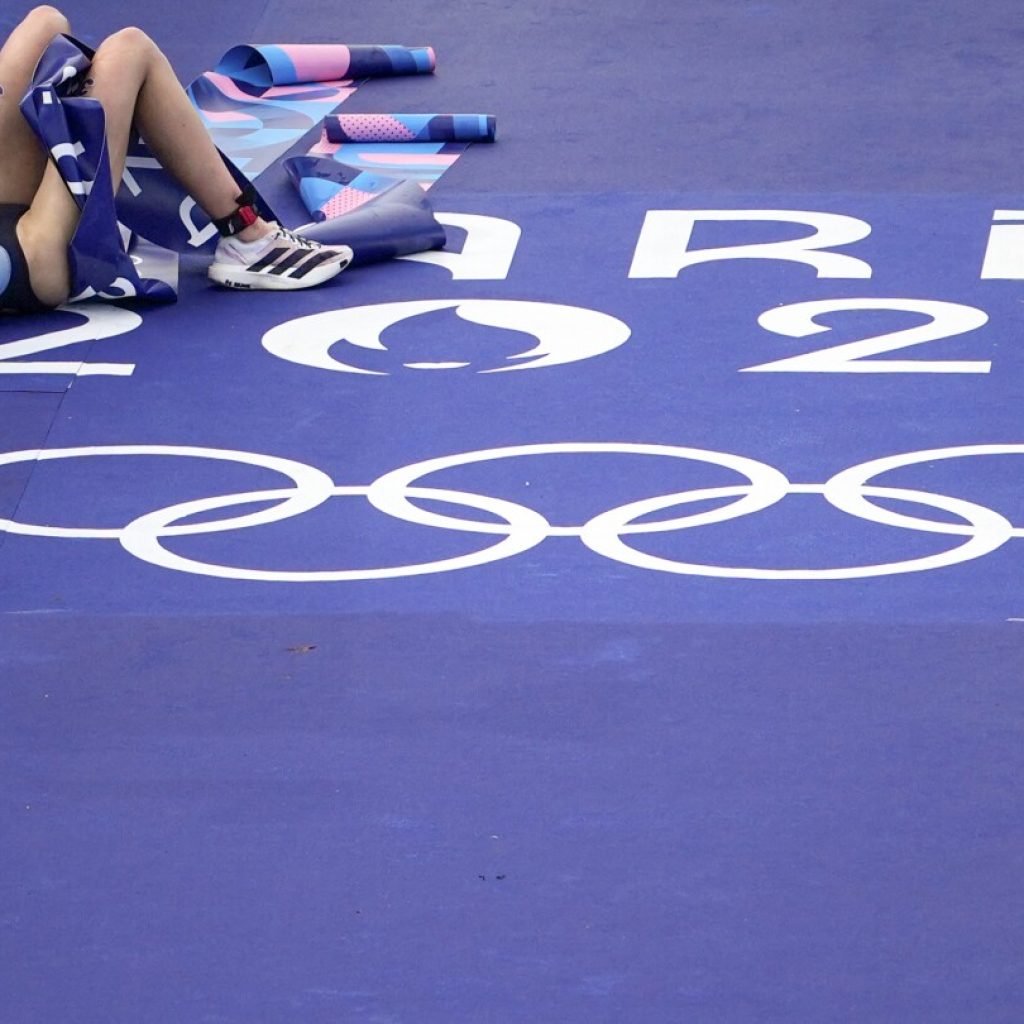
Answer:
[{"left": 213, "top": 186, "right": 261, "bottom": 237}]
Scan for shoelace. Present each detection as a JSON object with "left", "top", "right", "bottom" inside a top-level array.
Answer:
[{"left": 272, "top": 226, "right": 320, "bottom": 251}]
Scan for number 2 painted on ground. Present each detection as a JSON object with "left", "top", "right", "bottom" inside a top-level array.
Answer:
[
  {"left": 0, "top": 303, "right": 142, "bottom": 376},
  {"left": 741, "top": 298, "right": 991, "bottom": 373}
]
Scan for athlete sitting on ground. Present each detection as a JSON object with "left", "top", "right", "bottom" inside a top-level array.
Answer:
[{"left": 0, "top": 6, "right": 351, "bottom": 314}]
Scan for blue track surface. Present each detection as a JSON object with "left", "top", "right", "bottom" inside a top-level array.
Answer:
[{"left": 2, "top": 2, "right": 1023, "bottom": 1021}]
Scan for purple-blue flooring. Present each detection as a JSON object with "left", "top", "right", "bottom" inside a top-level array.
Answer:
[{"left": 2, "top": 1, "right": 1023, "bottom": 1020}]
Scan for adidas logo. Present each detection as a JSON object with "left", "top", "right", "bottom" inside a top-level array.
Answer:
[{"left": 245, "top": 245, "right": 343, "bottom": 280}]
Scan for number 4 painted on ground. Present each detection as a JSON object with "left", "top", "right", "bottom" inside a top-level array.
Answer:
[{"left": 741, "top": 298, "right": 991, "bottom": 373}]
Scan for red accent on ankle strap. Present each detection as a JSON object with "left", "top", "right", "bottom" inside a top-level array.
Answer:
[
  {"left": 236, "top": 204, "right": 259, "bottom": 229},
  {"left": 213, "top": 202, "right": 261, "bottom": 237}
]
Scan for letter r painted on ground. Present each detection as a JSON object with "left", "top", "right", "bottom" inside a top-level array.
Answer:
[{"left": 628, "top": 209, "right": 873, "bottom": 279}]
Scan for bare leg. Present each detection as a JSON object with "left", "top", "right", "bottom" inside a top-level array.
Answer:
[
  {"left": 0, "top": 5, "right": 71, "bottom": 205},
  {"left": 20, "top": 25, "right": 273, "bottom": 305},
  {"left": 79, "top": 28, "right": 270, "bottom": 227}
]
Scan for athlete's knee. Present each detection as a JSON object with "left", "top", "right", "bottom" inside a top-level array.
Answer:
[
  {"left": 22, "top": 6, "right": 70, "bottom": 37},
  {"left": 99, "top": 26, "right": 158, "bottom": 57},
  {"left": 89, "top": 26, "right": 162, "bottom": 80}
]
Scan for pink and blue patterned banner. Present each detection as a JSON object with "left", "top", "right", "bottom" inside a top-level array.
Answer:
[
  {"left": 324, "top": 113, "right": 496, "bottom": 144},
  {"left": 286, "top": 169, "right": 445, "bottom": 262},
  {"left": 284, "top": 139, "right": 465, "bottom": 230},
  {"left": 308, "top": 134, "right": 466, "bottom": 187},
  {"left": 216, "top": 44, "right": 436, "bottom": 87},
  {"left": 186, "top": 46, "right": 441, "bottom": 183},
  {"left": 284, "top": 157, "right": 404, "bottom": 219},
  {"left": 186, "top": 72, "right": 357, "bottom": 179},
  {"left": 281, "top": 157, "right": 445, "bottom": 262},
  {"left": 282, "top": 112, "right": 499, "bottom": 233}
]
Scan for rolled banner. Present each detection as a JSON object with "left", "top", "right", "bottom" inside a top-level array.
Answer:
[
  {"left": 215, "top": 44, "right": 435, "bottom": 87},
  {"left": 325, "top": 113, "right": 496, "bottom": 144},
  {"left": 297, "top": 181, "right": 446, "bottom": 266}
]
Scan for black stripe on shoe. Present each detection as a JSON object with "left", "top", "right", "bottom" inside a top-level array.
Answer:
[
  {"left": 288, "top": 251, "right": 339, "bottom": 279},
  {"left": 268, "top": 248, "right": 312, "bottom": 275},
  {"left": 248, "top": 247, "right": 291, "bottom": 273}
]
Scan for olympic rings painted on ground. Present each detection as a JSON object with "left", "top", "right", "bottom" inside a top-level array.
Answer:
[
  {"left": 366, "top": 442, "right": 791, "bottom": 536},
  {"left": 823, "top": 444, "right": 1024, "bottom": 538},
  {"left": 0, "top": 445, "right": 334, "bottom": 539},
  {"left": 580, "top": 482, "right": 1013, "bottom": 579},
  {"left": 120, "top": 484, "right": 550, "bottom": 581},
  {"left": 0, "top": 441, "right": 1020, "bottom": 581}
]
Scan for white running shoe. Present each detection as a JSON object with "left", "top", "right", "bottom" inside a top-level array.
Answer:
[{"left": 208, "top": 224, "right": 353, "bottom": 290}]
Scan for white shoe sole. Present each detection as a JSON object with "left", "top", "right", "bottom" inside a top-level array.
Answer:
[{"left": 208, "top": 247, "right": 353, "bottom": 291}]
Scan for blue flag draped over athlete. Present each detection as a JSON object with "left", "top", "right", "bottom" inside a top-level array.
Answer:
[{"left": 18, "top": 35, "right": 184, "bottom": 302}]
